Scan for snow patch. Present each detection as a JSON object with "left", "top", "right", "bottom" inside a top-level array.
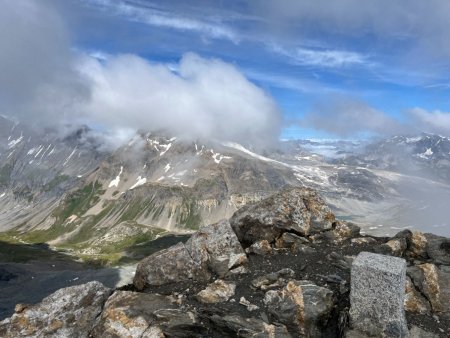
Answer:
[
  {"left": 0, "top": 193, "right": 5, "bottom": 198},
  {"left": 8, "top": 132, "right": 23, "bottom": 148},
  {"left": 108, "top": 166, "right": 123, "bottom": 188},
  {"left": 63, "top": 147, "right": 77, "bottom": 166},
  {"left": 130, "top": 176, "right": 147, "bottom": 190},
  {"left": 159, "top": 143, "right": 172, "bottom": 156},
  {"left": 211, "top": 151, "right": 232, "bottom": 164},
  {"left": 164, "top": 163, "right": 171, "bottom": 172}
]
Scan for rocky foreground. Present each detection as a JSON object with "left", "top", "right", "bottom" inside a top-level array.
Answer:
[{"left": 1, "top": 187, "right": 449, "bottom": 337}]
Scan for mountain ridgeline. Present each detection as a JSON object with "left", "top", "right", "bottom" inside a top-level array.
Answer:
[{"left": 1, "top": 116, "right": 450, "bottom": 263}]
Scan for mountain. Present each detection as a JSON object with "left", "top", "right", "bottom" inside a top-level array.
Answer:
[
  {"left": 1, "top": 117, "right": 450, "bottom": 264},
  {"left": 334, "top": 133, "right": 450, "bottom": 183}
]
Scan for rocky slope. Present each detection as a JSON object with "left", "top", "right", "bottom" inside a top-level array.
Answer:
[{"left": 1, "top": 187, "right": 449, "bottom": 337}]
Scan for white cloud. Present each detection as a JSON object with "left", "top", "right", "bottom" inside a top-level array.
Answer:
[
  {"left": 84, "top": 0, "right": 239, "bottom": 43},
  {"left": 271, "top": 45, "right": 367, "bottom": 68},
  {"left": 78, "top": 52, "right": 281, "bottom": 145},
  {"left": 302, "top": 96, "right": 406, "bottom": 137},
  {"left": 409, "top": 108, "right": 450, "bottom": 134}
]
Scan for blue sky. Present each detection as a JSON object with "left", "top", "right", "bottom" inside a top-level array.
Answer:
[{"left": 2, "top": 0, "right": 450, "bottom": 142}]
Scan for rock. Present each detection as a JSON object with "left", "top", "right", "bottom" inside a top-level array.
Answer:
[
  {"left": 263, "top": 280, "right": 334, "bottom": 336},
  {"left": 404, "top": 277, "right": 430, "bottom": 315},
  {"left": 406, "top": 232, "right": 450, "bottom": 264},
  {"left": 350, "top": 237, "right": 377, "bottom": 245},
  {"left": 134, "top": 242, "right": 200, "bottom": 289},
  {"left": 91, "top": 291, "right": 204, "bottom": 337},
  {"left": 246, "top": 240, "right": 273, "bottom": 255},
  {"left": 196, "top": 280, "right": 236, "bottom": 303},
  {"left": 239, "top": 297, "right": 259, "bottom": 311},
  {"left": 376, "top": 238, "right": 408, "bottom": 257},
  {"left": 407, "top": 231, "right": 428, "bottom": 259},
  {"left": 186, "top": 220, "right": 248, "bottom": 277},
  {"left": 408, "top": 263, "right": 450, "bottom": 315},
  {"left": 425, "top": 233, "right": 450, "bottom": 265},
  {"left": 208, "top": 313, "right": 292, "bottom": 338},
  {"left": 409, "top": 325, "right": 439, "bottom": 338},
  {"left": 0, "top": 281, "right": 111, "bottom": 338},
  {"left": 230, "top": 187, "right": 334, "bottom": 246},
  {"left": 134, "top": 220, "right": 247, "bottom": 289},
  {"left": 331, "top": 221, "right": 360, "bottom": 241},
  {"left": 251, "top": 268, "right": 295, "bottom": 290},
  {"left": 275, "top": 232, "right": 309, "bottom": 250},
  {"left": 349, "top": 252, "right": 408, "bottom": 337},
  {"left": 314, "top": 221, "right": 361, "bottom": 244}
]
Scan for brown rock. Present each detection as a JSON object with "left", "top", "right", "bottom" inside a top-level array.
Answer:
[
  {"left": 404, "top": 277, "right": 430, "bottom": 315},
  {"left": 196, "top": 280, "right": 236, "bottom": 303}
]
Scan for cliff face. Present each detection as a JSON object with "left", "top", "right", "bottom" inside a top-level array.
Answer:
[{"left": 1, "top": 187, "right": 449, "bottom": 337}]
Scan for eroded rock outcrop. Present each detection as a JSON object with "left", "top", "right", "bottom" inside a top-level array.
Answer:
[
  {"left": 0, "top": 281, "right": 111, "bottom": 338},
  {"left": 134, "top": 219, "right": 247, "bottom": 290},
  {"left": 230, "top": 187, "right": 335, "bottom": 245}
]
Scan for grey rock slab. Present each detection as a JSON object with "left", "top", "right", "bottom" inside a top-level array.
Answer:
[{"left": 349, "top": 252, "right": 408, "bottom": 337}]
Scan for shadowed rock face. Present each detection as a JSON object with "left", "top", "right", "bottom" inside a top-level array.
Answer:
[{"left": 1, "top": 186, "right": 449, "bottom": 337}]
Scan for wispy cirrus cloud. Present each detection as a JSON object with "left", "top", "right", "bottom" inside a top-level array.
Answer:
[
  {"left": 82, "top": 0, "right": 239, "bottom": 43},
  {"left": 270, "top": 44, "right": 368, "bottom": 68}
]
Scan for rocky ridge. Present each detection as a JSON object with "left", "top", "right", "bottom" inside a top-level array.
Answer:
[{"left": 1, "top": 187, "right": 450, "bottom": 337}]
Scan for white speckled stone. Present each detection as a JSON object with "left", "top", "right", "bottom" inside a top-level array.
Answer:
[{"left": 349, "top": 252, "right": 408, "bottom": 337}]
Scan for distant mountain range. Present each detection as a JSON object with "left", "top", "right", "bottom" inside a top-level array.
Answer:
[{"left": 1, "top": 116, "right": 450, "bottom": 263}]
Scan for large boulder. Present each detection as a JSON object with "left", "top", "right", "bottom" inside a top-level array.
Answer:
[
  {"left": 230, "top": 187, "right": 334, "bottom": 246},
  {"left": 134, "top": 220, "right": 247, "bottom": 290},
  {"left": 408, "top": 263, "right": 450, "bottom": 317},
  {"left": 0, "top": 281, "right": 111, "bottom": 338},
  {"left": 263, "top": 280, "right": 334, "bottom": 336},
  {"left": 91, "top": 291, "right": 204, "bottom": 337}
]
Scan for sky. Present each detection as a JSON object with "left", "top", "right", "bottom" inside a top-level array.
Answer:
[{"left": 1, "top": 0, "right": 450, "bottom": 144}]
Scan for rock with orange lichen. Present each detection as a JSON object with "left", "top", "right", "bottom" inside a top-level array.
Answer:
[{"left": 90, "top": 290, "right": 203, "bottom": 337}]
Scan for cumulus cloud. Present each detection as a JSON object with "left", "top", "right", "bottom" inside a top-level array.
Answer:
[
  {"left": 301, "top": 96, "right": 407, "bottom": 138},
  {"left": 0, "top": 1, "right": 281, "bottom": 147},
  {"left": 79, "top": 52, "right": 281, "bottom": 145}
]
